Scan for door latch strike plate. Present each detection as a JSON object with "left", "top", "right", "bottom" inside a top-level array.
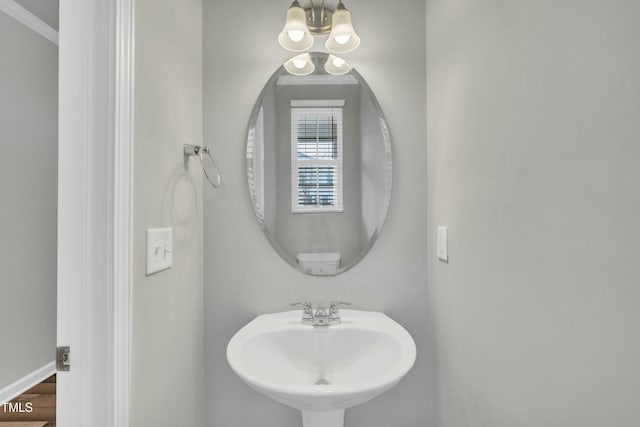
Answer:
[{"left": 57, "top": 346, "right": 70, "bottom": 371}]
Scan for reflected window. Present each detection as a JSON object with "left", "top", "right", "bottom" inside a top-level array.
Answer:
[{"left": 291, "top": 102, "right": 344, "bottom": 213}]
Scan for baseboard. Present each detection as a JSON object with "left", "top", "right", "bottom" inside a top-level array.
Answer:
[{"left": 0, "top": 361, "right": 56, "bottom": 403}]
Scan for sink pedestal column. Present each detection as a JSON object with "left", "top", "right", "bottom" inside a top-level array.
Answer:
[{"left": 302, "top": 410, "right": 345, "bottom": 427}]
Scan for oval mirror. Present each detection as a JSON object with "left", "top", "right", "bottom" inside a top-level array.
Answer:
[{"left": 246, "top": 52, "right": 392, "bottom": 276}]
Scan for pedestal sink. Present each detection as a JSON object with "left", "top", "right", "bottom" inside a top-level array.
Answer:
[{"left": 226, "top": 309, "right": 416, "bottom": 427}]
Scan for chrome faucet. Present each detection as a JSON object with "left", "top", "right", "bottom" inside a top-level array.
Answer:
[
  {"left": 313, "top": 307, "right": 329, "bottom": 326},
  {"left": 329, "top": 301, "right": 351, "bottom": 324},
  {"left": 291, "top": 301, "right": 351, "bottom": 326},
  {"left": 290, "top": 302, "right": 314, "bottom": 325}
]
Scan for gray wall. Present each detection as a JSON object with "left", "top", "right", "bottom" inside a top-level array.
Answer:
[
  {"left": 427, "top": 0, "right": 640, "bottom": 426},
  {"left": 0, "top": 11, "right": 57, "bottom": 389},
  {"left": 263, "top": 84, "right": 277, "bottom": 232},
  {"left": 203, "top": 0, "right": 434, "bottom": 426},
  {"left": 359, "top": 87, "right": 387, "bottom": 245},
  {"left": 131, "top": 0, "right": 204, "bottom": 426}
]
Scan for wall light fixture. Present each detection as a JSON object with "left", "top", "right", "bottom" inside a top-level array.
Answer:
[
  {"left": 284, "top": 53, "right": 316, "bottom": 76},
  {"left": 324, "top": 54, "right": 352, "bottom": 75},
  {"left": 278, "top": 0, "right": 360, "bottom": 54}
]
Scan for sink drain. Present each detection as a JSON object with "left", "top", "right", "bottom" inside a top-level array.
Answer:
[{"left": 314, "top": 378, "right": 330, "bottom": 385}]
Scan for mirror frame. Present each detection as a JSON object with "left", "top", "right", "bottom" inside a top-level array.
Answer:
[{"left": 245, "top": 52, "right": 392, "bottom": 276}]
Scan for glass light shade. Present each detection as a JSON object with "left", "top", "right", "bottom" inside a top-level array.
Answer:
[
  {"left": 325, "top": 8, "right": 360, "bottom": 54},
  {"left": 278, "top": 3, "right": 314, "bottom": 52},
  {"left": 324, "top": 55, "right": 352, "bottom": 75},
  {"left": 284, "top": 53, "right": 315, "bottom": 76}
]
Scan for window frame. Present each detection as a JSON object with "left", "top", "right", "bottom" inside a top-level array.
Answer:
[{"left": 290, "top": 100, "right": 345, "bottom": 213}]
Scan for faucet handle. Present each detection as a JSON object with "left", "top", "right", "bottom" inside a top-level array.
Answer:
[
  {"left": 291, "top": 301, "right": 312, "bottom": 309},
  {"left": 329, "top": 301, "right": 351, "bottom": 322},
  {"left": 290, "top": 302, "right": 314, "bottom": 323},
  {"left": 330, "top": 301, "right": 351, "bottom": 310}
]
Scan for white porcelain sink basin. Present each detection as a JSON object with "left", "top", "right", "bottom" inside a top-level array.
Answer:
[{"left": 227, "top": 309, "right": 416, "bottom": 427}]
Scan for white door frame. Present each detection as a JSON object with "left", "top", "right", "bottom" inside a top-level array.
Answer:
[{"left": 57, "top": 0, "right": 133, "bottom": 426}]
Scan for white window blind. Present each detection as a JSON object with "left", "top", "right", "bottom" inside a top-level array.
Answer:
[{"left": 291, "top": 103, "right": 344, "bottom": 213}]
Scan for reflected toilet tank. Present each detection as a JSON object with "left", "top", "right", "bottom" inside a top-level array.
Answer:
[{"left": 297, "top": 252, "right": 341, "bottom": 274}]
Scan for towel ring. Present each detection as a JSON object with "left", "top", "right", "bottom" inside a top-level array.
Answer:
[{"left": 184, "top": 144, "right": 221, "bottom": 188}]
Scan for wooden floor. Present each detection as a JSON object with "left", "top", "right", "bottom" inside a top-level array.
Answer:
[{"left": 0, "top": 375, "right": 55, "bottom": 427}]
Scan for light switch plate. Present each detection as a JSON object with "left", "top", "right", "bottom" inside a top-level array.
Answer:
[
  {"left": 146, "top": 227, "right": 173, "bottom": 275},
  {"left": 437, "top": 226, "right": 448, "bottom": 262}
]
